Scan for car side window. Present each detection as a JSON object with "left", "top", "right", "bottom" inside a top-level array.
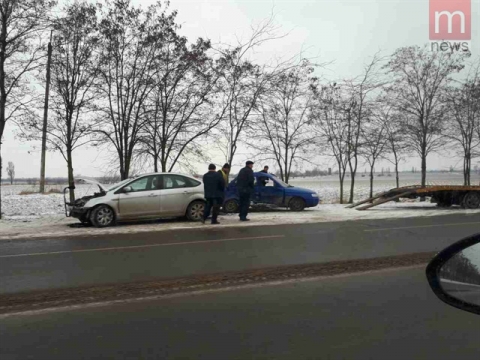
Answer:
[
  {"left": 186, "top": 178, "right": 201, "bottom": 187},
  {"left": 124, "top": 176, "right": 158, "bottom": 192},
  {"left": 162, "top": 175, "right": 196, "bottom": 189},
  {"left": 256, "top": 175, "right": 272, "bottom": 187}
]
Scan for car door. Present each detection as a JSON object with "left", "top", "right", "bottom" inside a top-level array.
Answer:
[
  {"left": 117, "top": 175, "right": 162, "bottom": 219},
  {"left": 159, "top": 175, "right": 196, "bottom": 216},
  {"left": 257, "top": 178, "right": 285, "bottom": 205}
]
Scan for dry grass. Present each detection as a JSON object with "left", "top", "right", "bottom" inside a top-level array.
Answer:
[
  {"left": 19, "top": 190, "right": 37, "bottom": 196},
  {"left": 18, "top": 187, "right": 63, "bottom": 196},
  {"left": 46, "top": 188, "right": 63, "bottom": 194},
  {"left": 328, "top": 197, "right": 349, "bottom": 205}
]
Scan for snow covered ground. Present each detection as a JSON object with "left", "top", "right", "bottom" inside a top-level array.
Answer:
[
  {"left": 1, "top": 201, "right": 480, "bottom": 241},
  {"left": 1, "top": 174, "right": 480, "bottom": 240}
]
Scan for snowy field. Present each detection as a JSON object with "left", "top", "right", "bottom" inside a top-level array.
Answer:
[
  {"left": 1, "top": 202, "right": 480, "bottom": 240},
  {"left": 289, "top": 172, "right": 480, "bottom": 203},
  {"left": 2, "top": 171, "right": 477, "bottom": 218},
  {"left": 1, "top": 172, "right": 480, "bottom": 240}
]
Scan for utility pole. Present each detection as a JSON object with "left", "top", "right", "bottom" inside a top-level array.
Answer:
[{"left": 40, "top": 31, "right": 53, "bottom": 193}]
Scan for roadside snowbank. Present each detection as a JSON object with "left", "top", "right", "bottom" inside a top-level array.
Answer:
[{"left": 1, "top": 201, "right": 480, "bottom": 240}]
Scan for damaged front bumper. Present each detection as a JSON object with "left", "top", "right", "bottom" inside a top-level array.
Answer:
[{"left": 63, "top": 186, "right": 90, "bottom": 221}]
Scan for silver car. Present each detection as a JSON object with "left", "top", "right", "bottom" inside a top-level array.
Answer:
[{"left": 67, "top": 173, "right": 205, "bottom": 227}]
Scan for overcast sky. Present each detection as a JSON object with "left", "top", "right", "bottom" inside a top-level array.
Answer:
[{"left": 3, "top": 0, "right": 479, "bottom": 178}]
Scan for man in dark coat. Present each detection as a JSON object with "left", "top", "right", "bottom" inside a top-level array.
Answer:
[
  {"left": 236, "top": 160, "right": 255, "bottom": 221},
  {"left": 259, "top": 165, "right": 269, "bottom": 186},
  {"left": 202, "top": 164, "right": 225, "bottom": 224},
  {"left": 218, "top": 163, "right": 230, "bottom": 213}
]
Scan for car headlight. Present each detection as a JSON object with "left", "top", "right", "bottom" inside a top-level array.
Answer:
[{"left": 311, "top": 193, "right": 319, "bottom": 198}]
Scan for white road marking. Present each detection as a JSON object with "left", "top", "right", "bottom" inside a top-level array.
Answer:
[
  {"left": 364, "top": 221, "right": 480, "bottom": 232},
  {"left": 0, "top": 235, "right": 285, "bottom": 259}
]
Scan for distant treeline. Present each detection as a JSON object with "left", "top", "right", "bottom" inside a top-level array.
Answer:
[
  {"left": 0, "top": 176, "right": 123, "bottom": 185},
  {"left": 1, "top": 169, "right": 475, "bottom": 186}
]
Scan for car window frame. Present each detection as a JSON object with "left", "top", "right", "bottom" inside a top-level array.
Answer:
[
  {"left": 160, "top": 174, "right": 197, "bottom": 190},
  {"left": 115, "top": 175, "right": 159, "bottom": 194}
]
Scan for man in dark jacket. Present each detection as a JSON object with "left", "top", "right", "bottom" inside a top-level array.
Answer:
[
  {"left": 236, "top": 160, "right": 254, "bottom": 221},
  {"left": 218, "top": 163, "right": 230, "bottom": 213},
  {"left": 259, "top": 165, "right": 269, "bottom": 186},
  {"left": 202, "top": 164, "right": 225, "bottom": 224}
]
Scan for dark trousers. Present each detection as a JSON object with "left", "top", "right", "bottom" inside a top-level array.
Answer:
[
  {"left": 238, "top": 192, "right": 251, "bottom": 220},
  {"left": 204, "top": 197, "right": 222, "bottom": 222}
]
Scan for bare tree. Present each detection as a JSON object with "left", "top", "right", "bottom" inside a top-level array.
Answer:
[
  {"left": 385, "top": 45, "right": 468, "bottom": 190},
  {"left": 377, "top": 103, "right": 408, "bottom": 189},
  {"left": 444, "top": 63, "right": 480, "bottom": 186},
  {"left": 94, "top": 0, "right": 175, "bottom": 180},
  {"left": 248, "top": 59, "right": 318, "bottom": 183},
  {"left": 361, "top": 110, "right": 388, "bottom": 199},
  {"left": 312, "top": 82, "right": 350, "bottom": 203},
  {"left": 344, "top": 52, "right": 385, "bottom": 203},
  {"left": 6, "top": 161, "right": 14, "bottom": 184},
  {"left": 138, "top": 32, "right": 223, "bottom": 173},
  {"left": 214, "top": 17, "right": 284, "bottom": 172},
  {"left": 18, "top": 2, "right": 99, "bottom": 202},
  {"left": 0, "top": 0, "right": 54, "bottom": 218}
]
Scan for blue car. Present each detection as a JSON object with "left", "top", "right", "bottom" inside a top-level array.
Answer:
[{"left": 223, "top": 172, "right": 320, "bottom": 212}]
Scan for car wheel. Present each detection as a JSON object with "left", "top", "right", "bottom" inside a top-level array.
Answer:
[
  {"left": 462, "top": 192, "right": 480, "bottom": 209},
  {"left": 223, "top": 199, "right": 239, "bottom": 213},
  {"left": 90, "top": 205, "right": 115, "bottom": 227},
  {"left": 186, "top": 200, "right": 205, "bottom": 221},
  {"left": 289, "top": 197, "right": 305, "bottom": 211}
]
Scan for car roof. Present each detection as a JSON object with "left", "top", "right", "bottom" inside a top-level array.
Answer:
[
  {"left": 135, "top": 172, "right": 198, "bottom": 179},
  {"left": 253, "top": 172, "right": 275, "bottom": 177}
]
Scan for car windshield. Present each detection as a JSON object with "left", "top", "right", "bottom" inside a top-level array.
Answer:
[
  {"left": 107, "top": 178, "right": 134, "bottom": 191},
  {"left": 272, "top": 176, "right": 293, "bottom": 188}
]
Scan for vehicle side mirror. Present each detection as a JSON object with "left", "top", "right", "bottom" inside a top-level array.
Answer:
[
  {"left": 426, "top": 233, "right": 480, "bottom": 315},
  {"left": 123, "top": 186, "right": 133, "bottom": 193}
]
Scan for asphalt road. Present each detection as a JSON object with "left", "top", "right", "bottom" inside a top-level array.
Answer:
[
  {"left": 2, "top": 267, "right": 480, "bottom": 360},
  {"left": 2, "top": 213, "right": 480, "bottom": 294}
]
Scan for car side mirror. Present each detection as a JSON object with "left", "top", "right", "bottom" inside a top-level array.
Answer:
[
  {"left": 123, "top": 186, "right": 133, "bottom": 193},
  {"left": 426, "top": 233, "right": 480, "bottom": 316}
]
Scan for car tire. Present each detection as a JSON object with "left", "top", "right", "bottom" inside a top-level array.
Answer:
[
  {"left": 186, "top": 200, "right": 205, "bottom": 221},
  {"left": 223, "top": 199, "right": 239, "bottom": 213},
  {"left": 90, "top": 205, "right": 116, "bottom": 227},
  {"left": 462, "top": 192, "right": 480, "bottom": 209},
  {"left": 289, "top": 197, "right": 305, "bottom": 211}
]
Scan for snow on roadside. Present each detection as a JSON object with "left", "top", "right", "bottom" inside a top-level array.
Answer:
[
  {"left": 2, "top": 179, "right": 480, "bottom": 240},
  {"left": 1, "top": 201, "right": 480, "bottom": 241},
  {"left": 3, "top": 194, "right": 65, "bottom": 217}
]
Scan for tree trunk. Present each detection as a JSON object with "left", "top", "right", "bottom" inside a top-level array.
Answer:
[
  {"left": 395, "top": 161, "right": 400, "bottom": 188},
  {"left": 284, "top": 148, "right": 289, "bottom": 184},
  {"left": 153, "top": 153, "right": 158, "bottom": 173},
  {"left": 0, "top": 146, "right": 2, "bottom": 219},
  {"left": 369, "top": 164, "right": 374, "bottom": 200},
  {"left": 0, "top": 16, "right": 7, "bottom": 220},
  {"left": 421, "top": 147, "right": 427, "bottom": 187},
  {"left": 348, "top": 155, "right": 358, "bottom": 204},
  {"left": 420, "top": 145, "right": 427, "bottom": 202},
  {"left": 337, "top": 162, "right": 344, "bottom": 204},
  {"left": 67, "top": 147, "right": 75, "bottom": 203},
  {"left": 464, "top": 152, "right": 471, "bottom": 186}
]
